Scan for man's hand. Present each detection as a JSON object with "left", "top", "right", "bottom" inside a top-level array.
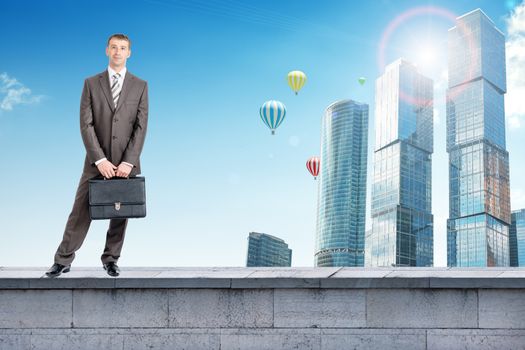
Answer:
[
  {"left": 97, "top": 160, "right": 117, "bottom": 178},
  {"left": 116, "top": 163, "right": 132, "bottom": 178}
]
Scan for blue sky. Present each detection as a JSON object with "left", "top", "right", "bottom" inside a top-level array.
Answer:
[{"left": 1, "top": 0, "right": 524, "bottom": 267}]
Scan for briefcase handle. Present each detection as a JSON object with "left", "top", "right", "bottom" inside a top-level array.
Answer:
[
  {"left": 100, "top": 175, "right": 130, "bottom": 180},
  {"left": 91, "top": 175, "right": 142, "bottom": 181}
]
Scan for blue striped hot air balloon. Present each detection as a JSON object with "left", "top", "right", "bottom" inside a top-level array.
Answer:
[{"left": 259, "top": 100, "right": 286, "bottom": 135}]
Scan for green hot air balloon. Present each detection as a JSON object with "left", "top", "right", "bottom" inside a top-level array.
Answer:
[{"left": 358, "top": 77, "right": 366, "bottom": 86}]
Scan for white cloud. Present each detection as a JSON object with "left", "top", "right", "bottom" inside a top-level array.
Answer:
[
  {"left": 433, "top": 69, "right": 448, "bottom": 91},
  {"left": 511, "top": 188, "right": 525, "bottom": 210},
  {"left": 506, "top": 1, "right": 525, "bottom": 129},
  {"left": 508, "top": 1, "right": 525, "bottom": 35},
  {"left": 0, "top": 72, "right": 43, "bottom": 111},
  {"left": 434, "top": 108, "right": 440, "bottom": 125},
  {"left": 509, "top": 115, "right": 521, "bottom": 128}
]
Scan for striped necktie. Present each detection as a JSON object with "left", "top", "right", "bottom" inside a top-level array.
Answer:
[{"left": 111, "top": 73, "right": 122, "bottom": 108}]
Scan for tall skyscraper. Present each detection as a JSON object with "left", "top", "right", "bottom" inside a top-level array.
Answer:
[
  {"left": 367, "top": 59, "right": 434, "bottom": 267},
  {"left": 447, "top": 9, "right": 511, "bottom": 267},
  {"left": 510, "top": 210, "right": 525, "bottom": 267},
  {"left": 246, "top": 232, "right": 292, "bottom": 267},
  {"left": 315, "top": 99, "right": 368, "bottom": 267}
]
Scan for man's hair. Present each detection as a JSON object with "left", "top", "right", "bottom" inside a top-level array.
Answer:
[{"left": 107, "top": 34, "right": 131, "bottom": 49}]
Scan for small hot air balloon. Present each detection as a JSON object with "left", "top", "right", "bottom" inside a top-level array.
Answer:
[
  {"left": 306, "top": 156, "right": 320, "bottom": 180},
  {"left": 259, "top": 100, "right": 286, "bottom": 135},
  {"left": 358, "top": 77, "right": 366, "bottom": 86},
  {"left": 287, "top": 70, "right": 307, "bottom": 95}
]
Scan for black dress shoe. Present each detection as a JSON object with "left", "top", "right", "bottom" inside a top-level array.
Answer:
[
  {"left": 103, "top": 262, "right": 120, "bottom": 277},
  {"left": 45, "top": 263, "right": 71, "bottom": 278}
]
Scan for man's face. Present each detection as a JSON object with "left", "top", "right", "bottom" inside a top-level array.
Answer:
[{"left": 106, "top": 38, "right": 131, "bottom": 67}]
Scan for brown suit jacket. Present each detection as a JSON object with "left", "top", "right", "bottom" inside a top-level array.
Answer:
[{"left": 80, "top": 70, "right": 148, "bottom": 176}]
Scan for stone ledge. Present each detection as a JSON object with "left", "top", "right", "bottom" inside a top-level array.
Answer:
[
  {"left": 1, "top": 267, "right": 525, "bottom": 289},
  {"left": 1, "top": 328, "right": 525, "bottom": 350}
]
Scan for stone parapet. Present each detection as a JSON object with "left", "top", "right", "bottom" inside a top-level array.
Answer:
[{"left": 1, "top": 267, "right": 524, "bottom": 349}]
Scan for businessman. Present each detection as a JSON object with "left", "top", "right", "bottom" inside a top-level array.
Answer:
[{"left": 46, "top": 33, "right": 148, "bottom": 277}]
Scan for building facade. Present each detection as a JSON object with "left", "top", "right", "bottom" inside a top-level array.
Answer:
[
  {"left": 367, "top": 59, "right": 434, "bottom": 267},
  {"left": 315, "top": 100, "right": 369, "bottom": 267},
  {"left": 510, "top": 210, "right": 525, "bottom": 267},
  {"left": 446, "top": 9, "right": 511, "bottom": 267},
  {"left": 246, "top": 232, "right": 292, "bottom": 267}
]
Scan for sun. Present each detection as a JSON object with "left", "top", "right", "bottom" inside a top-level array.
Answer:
[
  {"left": 377, "top": 5, "right": 458, "bottom": 71},
  {"left": 415, "top": 45, "right": 437, "bottom": 69}
]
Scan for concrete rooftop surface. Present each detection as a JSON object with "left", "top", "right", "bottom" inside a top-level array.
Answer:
[{"left": 1, "top": 266, "right": 525, "bottom": 289}]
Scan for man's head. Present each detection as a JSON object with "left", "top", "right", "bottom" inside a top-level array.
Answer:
[{"left": 106, "top": 34, "right": 131, "bottom": 70}]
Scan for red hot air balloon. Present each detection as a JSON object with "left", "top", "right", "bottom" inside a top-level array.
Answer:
[{"left": 306, "top": 156, "right": 320, "bottom": 180}]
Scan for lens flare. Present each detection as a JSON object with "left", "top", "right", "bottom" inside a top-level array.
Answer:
[{"left": 378, "top": 6, "right": 475, "bottom": 105}]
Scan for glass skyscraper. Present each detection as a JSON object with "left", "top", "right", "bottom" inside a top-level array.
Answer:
[
  {"left": 447, "top": 9, "right": 511, "bottom": 267},
  {"left": 315, "top": 99, "right": 368, "bottom": 267},
  {"left": 510, "top": 210, "right": 525, "bottom": 267},
  {"left": 246, "top": 232, "right": 292, "bottom": 267},
  {"left": 367, "top": 59, "right": 434, "bottom": 267}
]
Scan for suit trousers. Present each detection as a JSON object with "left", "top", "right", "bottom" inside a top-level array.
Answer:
[{"left": 54, "top": 168, "right": 128, "bottom": 265}]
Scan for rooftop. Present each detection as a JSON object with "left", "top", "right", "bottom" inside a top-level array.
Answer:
[{"left": 2, "top": 267, "right": 525, "bottom": 289}]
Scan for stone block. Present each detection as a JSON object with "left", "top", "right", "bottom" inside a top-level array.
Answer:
[
  {"left": 321, "top": 277, "right": 429, "bottom": 289},
  {"left": 0, "top": 268, "right": 46, "bottom": 286},
  {"left": 330, "top": 268, "right": 393, "bottom": 278},
  {"left": 0, "top": 279, "right": 30, "bottom": 289},
  {"left": 0, "top": 269, "right": 46, "bottom": 278},
  {"left": 155, "top": 268, "right": 255, "bottom": 278},
  {"left": 231, "top": 278, "right": 319, "bottom": 289},
  {"left": 220, "top": 328, "right": 321, "bottom": 350},
  {"left": 479, "top": 289, "right": 525, "bottom": 328},
  {"left": 245, "top": 267, "right": 340, "bottom": 278},
  {"left": 420, "top": 269, "right": 503, "bottom": 278},
  {"left": 321, "top": 329, "right": 426, "bottom": 350},
  {"left": 73, "top": 289, "right": 168, "bottom": 328},
  {"left": 30, "top": 334, "right": 124, "bottom": 350},
  {"left": 367, "top": 289, "right": 477, "bottom": 328},
  {"left": 0, "top": 334, "right": 31, "bottom": 350},
  {"left": 497, "top": 270, "right": 525, "bottom": 278},
  {"left": 169, "top": 289, "right": 273, "bottom": 328},
  {"left": 429, "top": 277, "right": 525, "bottom": 289},
  {"left": 30, "top": 277, "right": 115, "bottom": 289},
  {"left": 125, "top": 331, "right": 220, "bottom": 350},
  {"left": 115, "top": 278, "right": 231, "bottom": 288},
  {"left": 274, "top": 289, "right": 366, "bottom": 328},
  {"left": 427, "top": 329, "right": 525, "bottom": 349},
  {"left": 0, "top": 290, "right": 72, "bottom": 328}
]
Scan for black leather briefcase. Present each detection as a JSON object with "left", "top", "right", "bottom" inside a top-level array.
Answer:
[{"left": 88, "top": 176, "right": 146, "bottom": 220}]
